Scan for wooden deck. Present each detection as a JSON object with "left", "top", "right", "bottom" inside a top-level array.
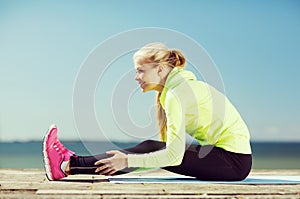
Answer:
[{"left": 1, "top": 169, "right": 300, "bottom": 198}]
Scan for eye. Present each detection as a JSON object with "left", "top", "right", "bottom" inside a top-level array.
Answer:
[{"left": 136, "top": 69, "right": 144, "bottom": 74}]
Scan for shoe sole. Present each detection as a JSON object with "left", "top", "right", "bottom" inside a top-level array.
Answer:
[{"left": 42, "top": 125, "right": 56, "bottom": 181}]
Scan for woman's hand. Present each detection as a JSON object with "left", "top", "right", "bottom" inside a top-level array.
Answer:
[{"left": 94, "top": 150, "right": 128, "bottom": 175}]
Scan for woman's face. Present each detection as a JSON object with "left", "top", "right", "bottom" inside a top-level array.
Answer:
[{"left": 134, "top": 63, "right": 161, "bottom": 92}]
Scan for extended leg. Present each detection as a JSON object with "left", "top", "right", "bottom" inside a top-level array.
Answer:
[{"left": 69, "top": 140, "right": 166, "bottom": 175}]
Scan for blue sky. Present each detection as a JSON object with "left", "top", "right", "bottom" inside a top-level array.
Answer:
[{"left": 0, "top": 0, "right": 299, "bottom": 142}]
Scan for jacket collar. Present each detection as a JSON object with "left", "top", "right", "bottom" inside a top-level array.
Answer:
[{"left": 159, "top": 67, "right": 196, "bottom": 108}]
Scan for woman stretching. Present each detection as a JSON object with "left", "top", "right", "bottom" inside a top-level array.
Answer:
[{"left": 43, "top": 42, "right": 252, "bottom": 181}]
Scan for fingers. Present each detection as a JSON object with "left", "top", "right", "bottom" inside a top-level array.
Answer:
[
  {"left": 106, "top": 150, "right": 119, "bottom": 155},
  {"left": 94, "top": 150, "right": 125, "bottom": 176},
  {"left": 95, "top": 163, "right": 116, "bottom": 175},
  {"left": 94, "top": 158, "right": 111, "bottom": 166},
  {"left": 95, "top": 163, "right": 110, "bottom": 173},
  {"left": 106, "top": 169, "right": 117, "bottom": 175},
  {"left": 98, "top": 167, "right": 115, "bottom": 175},
  {"left": 94, "top": 150, "right": 120, "bottom": 165}
]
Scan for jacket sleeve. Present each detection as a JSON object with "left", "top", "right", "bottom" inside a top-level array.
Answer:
[{"left": 127, "top": 92, "right": 186, "bottom": 168}]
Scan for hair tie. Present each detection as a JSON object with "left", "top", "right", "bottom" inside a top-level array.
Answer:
[
  {"left": 169, "top": 50, "right": 177, "bottom": 66},
  {"left": 170, "top": 50, "right": 175, "bottom": 58}
]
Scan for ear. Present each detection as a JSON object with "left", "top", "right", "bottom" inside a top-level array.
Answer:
[{"left": 157, "top": 65, "right": 163, "bottom": 76}]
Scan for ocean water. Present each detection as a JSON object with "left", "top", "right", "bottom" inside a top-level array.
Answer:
[{"left": 0, "top": 141, "right": 299, "bottom": 169}]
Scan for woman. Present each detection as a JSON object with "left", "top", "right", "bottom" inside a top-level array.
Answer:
[{"left": 43, "top": 42, "right": 252, "bottom": 181}]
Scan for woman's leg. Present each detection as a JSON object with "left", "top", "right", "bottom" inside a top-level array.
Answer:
[
  {"left": 69, "top": 140, "right": 166, "bottom": 175},
  {"left": 69, "top": 140, "right": 252, "bottom": 180},
  {"left": 163, "top": 144, "right": 252, "bottom": 181}
]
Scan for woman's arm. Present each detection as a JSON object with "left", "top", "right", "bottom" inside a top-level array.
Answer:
[
  {"left": 94, "top": 92, "right": 186, "bottom": 175},
  {"left": 127, "top": 92, "right": 186, "bottom": 168}
]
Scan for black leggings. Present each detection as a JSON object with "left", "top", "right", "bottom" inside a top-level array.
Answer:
[{"left": 70, "top": 140, "right": 252, "bottom": 181}]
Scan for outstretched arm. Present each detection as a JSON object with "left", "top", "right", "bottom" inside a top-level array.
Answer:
[
  {"left": 94, "top": 92, "right": 185, "bottom": 175},
  {"left": 127, "top": 92, "right": 186, "bottom": 168}
]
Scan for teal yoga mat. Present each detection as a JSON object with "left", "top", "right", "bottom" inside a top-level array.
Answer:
[{"left": 109, "top": 175, "right": 300, "bottom": 184}]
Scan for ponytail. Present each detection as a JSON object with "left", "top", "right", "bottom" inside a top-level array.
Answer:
[
  {"left": 156, "top": 92, "right": 167, "bottom": 141},
  {"left": 169, "top": 49, "right": 186, "bottom": 69}
]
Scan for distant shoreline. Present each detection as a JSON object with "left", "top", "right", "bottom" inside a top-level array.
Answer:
[{"left": 0, "top": 141, "right": 299, "bottom": 169}]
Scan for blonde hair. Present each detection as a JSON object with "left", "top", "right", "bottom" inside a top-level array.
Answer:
[{"left": 133, "top": 42, "right": 186, "bottom": 141}]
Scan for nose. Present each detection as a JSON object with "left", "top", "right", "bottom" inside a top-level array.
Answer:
[{"left": 134, "top": 73, "right": 139, "bottom": 81}]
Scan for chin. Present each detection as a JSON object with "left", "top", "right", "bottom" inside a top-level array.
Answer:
[
  {"left": 141, "top": 87, "right": 150, "bottom": 92},
  {"left": 141, "top": 84, "right": 157, "bottom": 93},
  {"left": 141, "top": 84, "right": 154, "bottom": 92}
]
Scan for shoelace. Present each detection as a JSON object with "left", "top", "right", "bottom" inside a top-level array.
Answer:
[
  {"left": 55, "top": 140, "right": 75, "bottom": 156},
  {"left": 52, "top": 143, "right": 63, "bottom": 155}
]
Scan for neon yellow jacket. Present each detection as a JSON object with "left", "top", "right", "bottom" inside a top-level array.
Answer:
[{"left": 128, "top": 68, "right": 251, "bottom": 168}]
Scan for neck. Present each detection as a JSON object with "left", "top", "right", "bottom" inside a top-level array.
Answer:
[{"left": 158, "top": 67, "right": 173, "bottom": 90}]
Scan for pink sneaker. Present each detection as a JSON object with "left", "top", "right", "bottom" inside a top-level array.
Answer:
[
  {"left": 43, "top": 124, "right": 74, "bottom": 181},
  {"left": 46, "top": 124, "right": 75, "bottom": 160},
  {"left": 49, "top": 125, "right": 75, "bottom": 159}
]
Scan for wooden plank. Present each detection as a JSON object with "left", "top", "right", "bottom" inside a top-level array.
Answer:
[
  {"left": 34, "top": 185, "right": 300, "bottom": 196},
  {"left": 1, "top": 169, "right": 300, "bottom": 199},
  {"left": 1, "top": 193, "right": 298, "bottom": 199}
]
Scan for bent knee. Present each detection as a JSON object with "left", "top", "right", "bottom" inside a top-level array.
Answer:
[{"left": 135, "top": 140, "right": 165, "bottom": 152}]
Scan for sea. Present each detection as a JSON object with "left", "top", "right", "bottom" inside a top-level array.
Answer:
[{"left": 0, "top": 141, "right": 299, "bottom": 169}]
